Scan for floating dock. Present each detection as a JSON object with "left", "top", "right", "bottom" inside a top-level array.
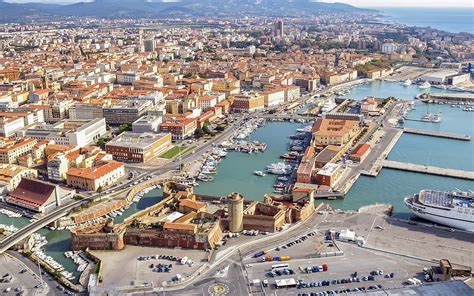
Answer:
[
  {"left": 402, "top": 128, "right": 471, "bottom": 141},
  {"left": 381, "top": 160, "right": 474, "bottom": 180},
  {"left": 419, "top": 93, "right": 474, "bottom": 103}
]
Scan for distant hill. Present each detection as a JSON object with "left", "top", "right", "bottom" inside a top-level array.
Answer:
[{"left": 0, "top": 0, "right": 375, "bottom": 22}]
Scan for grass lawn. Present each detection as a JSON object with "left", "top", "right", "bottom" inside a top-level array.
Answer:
[{"left": 160, "top": 145, "right": 196, "bottom": 159}]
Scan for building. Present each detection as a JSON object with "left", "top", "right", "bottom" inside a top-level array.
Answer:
[
  {"left": 0, "top": 137, "right": 37, "bottom": 164},
  {"left": 315, "top": 163, "right": 343, "bottom": 188},
  {"left": 0, "top": 117, "right": 24, "bottom": 137},
  {"left": 47, "top": 153, "right": 69, "bottom": 182},
  {"left": 143, "top": 39, "right": 155, "bottom": 52},
  {"left": 66, "top": 160, "right": 125, "bottom": 192},
  {"left": 420, "top": 70, "right": 459, "bottom": 85},
  {"left": 69, "top": 103, "right": 104, "bottom": 120},
  {"left": 312, "top": 118, "right": 360, "bottom": 148},
  {"left": 132, "top": 115, "right": 163, "bottom": 133},
  {"left": 105, "top": 132, "right": 172, "bottom": 163},
  {"left": 274, "top": 20, "right": 284, "bottom": 37},
  {"left": 243, "top": 202, "right": 286, "bottom": 233},
  {"left": 360, "top": 97, "right": 378, "bottom": 114},
  {"left": 232, "top": 93, "right": 264, "bottom": 113},
  {"left": 262, "top": 89, "right": 285, "bottom": 107},
  {"left": 6, "top": 178, "right": 75, "bottom": 213},
  {"left": 381, "top": 43, "right": 399, "bottom": 54},
  {"left": 227, "top": 192, "right": 244, "bottom": 232},
  {"left": 0, "top": 164, "right": 37, "bottom": 193},
  {"left": 21, "top": 118, "right": 106, "bottom": 147},
  {"left": 159, "top": 118, "right": 197, "bottom": 139},
  {"left": 349, "top": 143, "right": 371, "bottom": 163},
  {"left": 103, "top": 100, "right": 152, "bottom": 125}
]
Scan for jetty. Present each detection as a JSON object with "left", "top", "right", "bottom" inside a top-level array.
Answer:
[
  {"left": 418, "top": 93, "right": 474, "bottom": 103},
  {"left": 402, "top": 128, "right": 471, "bottom": 141},
  {"left": 381, "top": 160, "right": 474, "bottom": 180}
]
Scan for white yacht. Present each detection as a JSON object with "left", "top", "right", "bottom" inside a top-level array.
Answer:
[
  {"left": 254, "top": 171, "right": 266, "bottom": 177},
  {"left": 403, "top": 79, "right": 412, "bottom": 86},
  {"left": 405, "top": 190, "right": 474, "bottom": 231},
  {"left": 419, "top": 81, "right": 431, "bottom": 89}
]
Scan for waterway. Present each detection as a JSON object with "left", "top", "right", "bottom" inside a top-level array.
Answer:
[{"left": 195, "top": 121, "right": 304, "bottom": 198}]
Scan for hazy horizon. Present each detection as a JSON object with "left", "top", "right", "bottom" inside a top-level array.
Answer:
[{"left": 4, "top": 0, "right": 474, "bottom": 8}]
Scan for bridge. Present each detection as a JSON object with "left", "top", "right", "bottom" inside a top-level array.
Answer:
[
  {"left": 381, "top": 160, "right": 474, "bottom": 180},
  {"left": 0, "top": 199, "right": 87, "bottom": 254},
  {"left": 402, "top": 128, "right": 471, "bottom": 141},
  {"left": 260, "top": 114, "right": 317, "bottom": 121}
]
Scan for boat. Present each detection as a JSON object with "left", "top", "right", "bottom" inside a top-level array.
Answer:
[
  {"left": 267, "top": 162, "right": 292, "bottom": 175},
  {"left": 254, "top": 171, "right": 266, "bottom": 177},
  {"left": 431, "top": 112, "right": 442, "bottom": 123},
  {"left": 273, "top": 188, "right": 284, "bottom": 193},
  {"left": 421, "top": 113, "right": 432, "bottom": 122},
  {"left": 404, "top": 190, "right": 474, "bottom": 231},
  {"left": 403, "top": 79, "right": 412, "bottom": 86},
  {"left": 419, "top": 82, "right": 431, "bottom": 89},
  {"left": 197, "top": 174, "right": 214, "bottom": 182},
  {"left": 277, "top": 176, "right": 289, "bottom": 182}
]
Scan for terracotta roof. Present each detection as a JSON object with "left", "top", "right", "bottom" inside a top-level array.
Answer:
[
  {"left": 163, "top": 222, "right": 197, "bottom": 232},
  {"left": 9, "top": 178, "right": 55, "bottom": 206},
  {"left": 179, "top": 199, "right": 206, "bottom": 210},
  {"left": 66, "top": 161, "right": 124, "bottom": 180}
]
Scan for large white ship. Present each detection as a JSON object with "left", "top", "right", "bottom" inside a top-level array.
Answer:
[{"left": 404, "top": 190, "right": 474, "bottom": 231}]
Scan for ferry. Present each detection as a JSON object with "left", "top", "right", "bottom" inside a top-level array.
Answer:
[{"left": 404, "top": 190, "right": 474, "bottom": 231}]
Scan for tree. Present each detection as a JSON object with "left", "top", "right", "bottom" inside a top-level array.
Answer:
[
  {"left": 97, "top": 186, "right": 104, "bottom": 193},
  {"left": 119, "top": 123, "right": 131, "bottom": 134},
  {"left": 194, "top": 128, "right": 205, "bottom": 138}
]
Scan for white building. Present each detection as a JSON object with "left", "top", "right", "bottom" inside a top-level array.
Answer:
[
  {"left": 20, "top": 118, "right": 106, "bottom": 147},
  {"left": 381, "top": 43, "right": 399, "bottom": 54},
  {"left": 0, "top": 117, "right": 24, "bottom": 137},
  {"left": 132, "top": 115, "right": 163, "bottom": 133},
  {"left": 263, "top": 89, "right": 285, "bottom": 107}
]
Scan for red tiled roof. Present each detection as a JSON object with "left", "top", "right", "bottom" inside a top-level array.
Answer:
[{"left": 9, "top": 178, "right": 55, "bottom": 206}]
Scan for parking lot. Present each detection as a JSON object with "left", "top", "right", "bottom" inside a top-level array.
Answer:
[
  {"left": 0, "top": 254, "right": 46, "bottom": 295},
  {"left": 92, "top": 245, "right": 208, "bottom": 287},
  {"left": 244, "top": 234, "right": 429, "bottom": 295}
]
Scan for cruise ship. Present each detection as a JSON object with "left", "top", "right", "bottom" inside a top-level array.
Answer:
[{"left": 404, "top": 190, "right": 474, "bottom": 231}]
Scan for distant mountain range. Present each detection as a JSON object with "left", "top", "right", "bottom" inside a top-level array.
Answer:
[{"left": 0, "top": 0, "right": 375, "bottom": 22}]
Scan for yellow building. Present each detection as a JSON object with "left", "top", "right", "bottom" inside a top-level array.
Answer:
[{"left": 0, "top": 164, "right": 38, "bottom": 192}]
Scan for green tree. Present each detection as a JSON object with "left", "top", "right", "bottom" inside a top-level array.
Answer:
[
  {"left": 194, "top": 128, "right": 205, "bottom": 138},
  {"left": 119, "top": 123, "right": 131, "bottom": 134}
]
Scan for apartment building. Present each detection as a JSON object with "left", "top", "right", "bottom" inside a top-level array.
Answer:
[
  {"left": 159, "top": 118, "right": 197, "bottom": 139},
  {"left": 103, "top": 100, "right": 152, "bottom": 125},
  {"left": 0, "top": 116, "right": 24, "bottom": 137},
  {"left": 66, "top": 160, "right": 125, "bottom": 192},
  {"left": 0, "top": 137, "right": 37, "bottom": 164},
  {"left": 0, "top": 164, "right": 38, "bottom": 193},
  {"left": 232, "top": 93, "right": 264, "bottom": 112}
]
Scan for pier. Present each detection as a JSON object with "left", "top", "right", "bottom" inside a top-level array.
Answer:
[
  {"left": 380, "top": 160, "right": 474, "bottom": 180},
  {"left": 418, "top": 93, "right": 474, "bottom": 103},
  {"left": 402, "top": 128, "right": 471, "bottom": 141}
]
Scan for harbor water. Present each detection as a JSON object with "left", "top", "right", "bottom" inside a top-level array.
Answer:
[{"left": 195, "top": 121, "right": 304, "bottom": 199}]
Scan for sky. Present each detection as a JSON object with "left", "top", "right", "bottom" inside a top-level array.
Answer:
[{"left": 5, "top": 0, "right": 474, "bottom": 7}]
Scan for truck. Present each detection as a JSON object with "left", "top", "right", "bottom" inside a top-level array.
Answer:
[
  {"left": 279, "top": 256, "right": 291, "bottom": 261},
  {"left": 254, "top": 250, "right": 268, "bottom": 258}
]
